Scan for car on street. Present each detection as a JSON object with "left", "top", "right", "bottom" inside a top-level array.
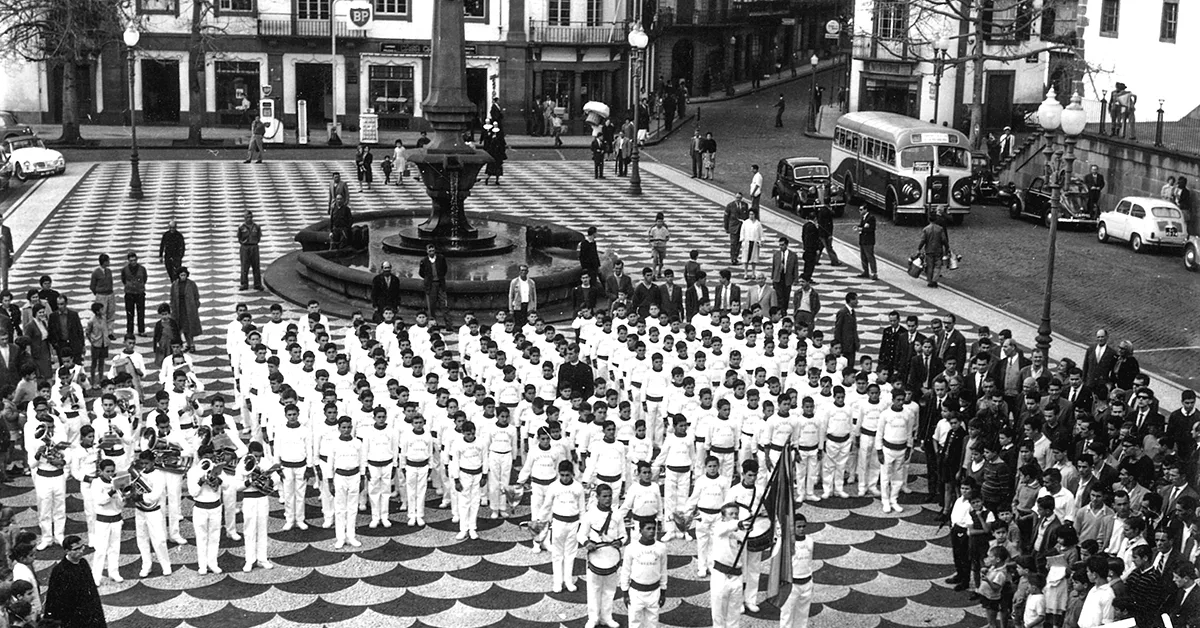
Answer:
[
  {"left": 970, "top": 151, "right": 1000, "bottom": 204},
  {"left": 1003, "top": 176, "right": 1097, "bottom": 229},
  {"left": 771, "top": 157, "right": 845, "bottom": 217},
  {"left": 0, "top": 111, "right": 34, "bottom": 140},
  {"left": 0, "top": 135, "right": 66, "bottom": 181},
  {"left": 1097, "top": 196, "right": 1189, "bottom": 252},
  {"left": 1185, "top": 235, "right": 1199, "bottom": 271}
]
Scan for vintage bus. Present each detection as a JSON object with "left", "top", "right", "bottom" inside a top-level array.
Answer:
[{"left": 830, "top": 112, "right": 972, "bottom": 223}]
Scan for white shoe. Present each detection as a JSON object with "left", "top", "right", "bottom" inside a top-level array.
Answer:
[
  {"left": 564, "top": 581, "right": 577, "bottom": 592},
  {"left": 821, "top": 492, "right": 832, "bottom": 500},
  {"left": 380, "top": 519, "right": 392, "bottom": 528},
  {"left": 856, "top": 489, "right": 867, "bottom": 497},
  {"left": 531, "top": 545, "right": 543, "bottom": 554},
  {"left": 869, "top": 488, "right": 882, "bottom": 497},
  {"left": 139, "top": 568, "right": 151, "bottom": 578},
  {"left": 602, "top": 619, "right": 620, "bottom": 628},
  {"left": 198, "top": 567, "right": 208, "bottom": 576},
  {"left": 211, "top": 566, "right": 223, "bottom": 574},
  {"left": 334, "top": 540, "right": 346, "bottom": 549},
  {"left": 243, "top": 563, "right": 254, "bottom": 573},
  {"left": 408, "top": 519, "right": 417, "bottom": 526},
  {"left": 744, "top": 602, "right": 760, "bottom": 614},
  {"left": 281, "top": 522, "right": 294, "bottom": 532},
  {"left": 881, "top": 502, "right": 893, "bottom": 513},
  {"left": 696, "top": 568, "right": 708, "bottom": 577},
  {"left": 468, "top": 530, "right": 479, "bottom": 540},
  {"left": 322, "top": 520, "right": 333, "bottom": 529},
  {"left": 490, "top": 512, "right": 498, "bottom": 519},
  {"left": 808, "top": 494, "right": 822, "bottom": 502},
  {"left": 552, "top": 582, "right": 562, "bottom": 593},
  {"left": 227, "top": 532, "right": 242, "bottom": 542},
  {"left": 162, "top": 567, "right": 172, "bottom": 576},
  {"left": 892, "top": 503, "right": 904, "bottom": 513},
  {"left": 171, "top": 535, "right": 188, "bottom": 545},
  {"left": 900, "top": 485, "right": 912, "bottom": 494},
  {"left": 369, "top": 520, "right": 379, "bottom": 529},
  {"left": 416, "top": 518, "right": 425, "bottom": 526},
  {"left": 836, "top": 491, "right": 851, "bottom": 499},
  {"left": 455, "top": 531, "right": 469, "bottom": 540},
  {"left": 35, "top": 541, "right": 51, "bottom": 551},
  {"left": 260, "top": 561, "right": 273, "bottom": 569},
  {"left": 297, "top": 522, "right": 310, "bottom": 531},
  {"left": 347, "top": 538, "right": 362, "bottom": 547}
]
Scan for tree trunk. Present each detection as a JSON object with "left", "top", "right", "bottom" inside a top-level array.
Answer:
[
  {"left": 60, "top": 62, "right": 83, "bottom": 144},
  {"left": 969, "top": 3, "right": 985, "bottom": 151},
  {"left": 186, "top": 0, "right": 204, "bottom": 143}
]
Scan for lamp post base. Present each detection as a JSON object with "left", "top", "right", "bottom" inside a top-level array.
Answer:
[
  {"left": 628, "top": 152, "right": 642, "bottom": 196},
  {"left": 129, "top": 153, "right": 144, "bottom": 200}
]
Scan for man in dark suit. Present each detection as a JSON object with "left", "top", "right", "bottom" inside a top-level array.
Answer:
[
  {"left": 1167, "top": 562, "right": 1200, "bottom": 628},
  {"left": 907, "top": 337, "right": 942, "bottom": 395},
  {"left": 962, "top": 353, "right": 993, "bottom": 408},
  {"left": 1019, "top": 350, "right": 1053, "bottom": 396},
  {"left": 659, "top": 269, "right": 684, "bottom": 320},
  {"left": 370, "top": 262, "right": 402, "bottom": 322},
  {"left": 878, "top": 311, "right": 906, "bottom": 376},
  {"left": 417, "top": 244, "right": 449, "bottom": 324},
  {"left": 1167, "top": 390, "right": 1198, "bottom": 459},
  {"left": 895, "top": 315, "right": 926, "bottom": 387},
  {"left": 1084, "top": 164, "right": 1106, "bottom": 216},
  {"left": 23, "top": 303, "right": 53, "bottom": 380},
  {"left": 604, "top": 259, "right": 634, "bottom": 305},
  {"left": 1129, "top": 388, "right": 1167, "bottom": 439},
  {"left": 683, "top": 271, "right": 709, "bottom": 321},
  {"left": 712, "top": 269, "right": 741, "bottom": 314},
  {"left": 833, "top": 292, "right": 860, "bottom": 365},
  {"left": 1082, "top": 328, "right": 1117, "bottom": 397},
  {"left": 48, "top": 295, "right": 85, "bottom": 366},
  {"left": 578, "top": 226, "right": 602, "bottom": 283},
  {"left": 0, "top": 332, "right": 23, "bottom": 392},
  {"left": 770, "top": 237, "right": 799, "bottom": 313},
  {"left": 799, "top": 220, "right": 820, "bottom": 284},
  {"left": 1161, "top": 462, "right": 1199, "bottom": 519},
  {"left": 1062, "top": 367, "right": 1094, "bottom": 415},
  {"left": 990, "top": 338, "right": 1031, "bottom": 412},
  {"left": 939, "top": 314, "right": 967, "bottom": 373}
]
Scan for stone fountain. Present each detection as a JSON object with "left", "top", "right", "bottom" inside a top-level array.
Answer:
[{"left": 264, "top": 0, "right": 587, "bottom": 322}]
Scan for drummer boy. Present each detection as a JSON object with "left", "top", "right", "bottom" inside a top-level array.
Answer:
[{"left": 579, "top": 483, "right": 624, "bottom": 628}]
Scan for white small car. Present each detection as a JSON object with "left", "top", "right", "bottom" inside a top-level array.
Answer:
[
  {"left": 1097, "top": 196, "right": 1189, "bottom": 253},
  {"left": 0, "top": 135, "right": 65, "bottom": 181}
]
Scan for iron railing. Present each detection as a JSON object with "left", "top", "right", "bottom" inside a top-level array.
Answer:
[
  {"left": 257, "top": 16, "right": 368, "bottom": 38},
  {"left": 528, "top": 20, "right": 628, "bottom": 44}
]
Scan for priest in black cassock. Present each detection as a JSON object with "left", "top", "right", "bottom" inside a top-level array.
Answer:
[{"left": 43, "top": 535, "right": 106, "bottom": 628}]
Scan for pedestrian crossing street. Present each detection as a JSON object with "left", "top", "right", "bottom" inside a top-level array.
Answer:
[{"left": 2, "top": 160, "right": 988, "bottom": 628}]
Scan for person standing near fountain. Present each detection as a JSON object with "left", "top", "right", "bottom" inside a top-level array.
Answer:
[
  {"left": 328, "top": 173, "right": 351, "bottom": 249},
  {"left": 370, "top": 262, "right": 401, "bottom": 323},
  {"left": 355, "top": 145, "right": 374, "bottom": 193},
  {"left": 418, "top": 244, "right": 449, "bottom": 325},
  {"left": 508, "top": 265, "right": 537, "bottom": 329}
]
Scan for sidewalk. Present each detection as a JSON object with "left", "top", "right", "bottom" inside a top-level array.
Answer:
[
  {"left": 686, "top": 56, "right": 846, "bottom": 105},
  {"left": 641, "top": 161, "right": 1188, "bottom": 412}
]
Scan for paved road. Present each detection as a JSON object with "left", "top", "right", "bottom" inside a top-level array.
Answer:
[{"left": 640, "top": 83, "right": 1199, "bottom": 390}]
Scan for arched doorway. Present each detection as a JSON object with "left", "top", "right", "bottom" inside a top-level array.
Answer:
[{"left": 671, "top": 39, "right": 695, "bottom": 92}]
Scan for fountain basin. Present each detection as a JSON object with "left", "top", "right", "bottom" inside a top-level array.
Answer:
[{"left": 267, "top": 210, "right": 590, "bottom": 323}]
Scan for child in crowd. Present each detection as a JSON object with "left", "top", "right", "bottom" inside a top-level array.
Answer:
[
  {"left": 979, "top": 546, "right": 1011, "bottom": 628},
  {"left": 152, "top": 303, "right": 180, "bottom": 362},
  {"left": 85, "top": 301, "right": 110, "bottom": 388},
  {"left": 1022, "top": 572, "right": 1046, "bottom": 628},
  {"left": 381, "top": 155, "right": 394, "bottom": 185}
]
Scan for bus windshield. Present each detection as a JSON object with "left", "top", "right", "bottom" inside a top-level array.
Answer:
[
  {"left": 937, "top": 146, "right": 970, "bottom": 169},
  {"left": 899, "top": 146, "right": 934, "bottom": 169}
]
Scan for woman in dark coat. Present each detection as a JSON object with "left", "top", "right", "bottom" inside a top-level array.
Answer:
[
  {"left": 1109, "top": 340, "right": 1141, "bottom": 391},
  {"left": 169, "top": 266, "right": 202, "bottom": 352},
  {"left": 482, "top": 126, "right": 507, "bottom": 185},
  {"left": 355, "top": 145, "right": 374, "bottom": 192}
]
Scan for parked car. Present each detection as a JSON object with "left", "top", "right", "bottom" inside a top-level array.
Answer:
[
  {"left": 1185, "top": 235, "right": 1199, "bottom": 271},
  {"left": 1004, "top": 176, "right": 1097, "bottom": 229},
  {"left": 1097, "top": 196, "right": 1189, "bottom": 252},
  {"left": 970, "top": 151, "right": 999, "bottom": 204},
  {"left": 0, "top": 135, "right": 65, "bottom": 181},
  {"left": 0, "top": 112, "right": 34, "bottom": 140},
  {"left": 771, "top": 157, "right": 845, "bottom": 217}
]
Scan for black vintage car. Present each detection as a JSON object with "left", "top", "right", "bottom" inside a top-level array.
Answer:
[
  {"left": 1002, "top": 175, "right": 1097, "bottom": 229},
  {"left": 771, "top": 157, "right": 845, "bottom": 217},
  {"left": 970, "top": 151, "right": 999, "bottom": 204}
]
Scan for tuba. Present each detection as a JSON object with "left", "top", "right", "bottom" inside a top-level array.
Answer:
[{"left": 34, "top": 423, "right": 68, "bottom": 467}]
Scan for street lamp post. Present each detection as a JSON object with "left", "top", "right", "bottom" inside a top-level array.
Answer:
[
  {"left": 725, "top": 35, "right": 736, "bottom": 96},
  {"left": 329, "top": 0, "right": 345, "bottom": 145},
  {"left": 123, "top": 25, "right": 144, "bottom": 200},
  {"left": 808, "top": 54, "right": 819, "bottom": 132},
  {"left": 931, "top": 36, "right": 950, "bottom": 124},
  {"left": 1033, "top": 88, "right": 1087, "bottom": 363},
  {"left": 628, "top": 24, "right": 649, "bottom": 196}
]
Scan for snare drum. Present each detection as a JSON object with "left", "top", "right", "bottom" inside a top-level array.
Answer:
[
  {"left": 745, "top": 516, "right": 774, "bottom": 553},
  {"left": 589, "top": 544, "right": 621, "bottom": 576}
]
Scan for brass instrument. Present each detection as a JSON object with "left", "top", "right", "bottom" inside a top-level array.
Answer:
[
  {"left": 99, "top": 423, "right": 124, "bottom": 450},
  {"left": 197, "top": 458, "right": 223, "bottom": 488},
  {"left": 244, "top": 455, "right": 279, "bottom": 497},
  {"left": 34, "top": 424, "right": 68, "bottom": 467},
  {"left": 119, "top": 469, "right": 152, "bottom": 507},
  {"left": 143, "top": 427, "right": 189, "bottom": 472}
]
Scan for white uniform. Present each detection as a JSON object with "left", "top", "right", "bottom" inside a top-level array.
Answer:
[
  {"left": 540, "top": 478, "right": 586, "bottom": 590},
  {"left": 275, "top": 422, "right": 312, "bottom": 527},
  {"left": 709, "top": 518, "right": 746, "bottom": 628},
  {"left": 518, "top": 444, "right": 564, "bottom": 550},
  {"left": 400, "top": 429, "right": 437, "bottom": 524},
  {"left": 703, "top": 416, "right": 742, "bottom": 480},
  {"left": 449, "top": 436, "right": 487, "bottom": 534},
  {"left": 484, "top": 422, "right": 518, "bottom": 514},
  {"left": 67, "top": 442, "right": 100, "bottom": 542},
  {"left": 134, "top": 468, "right": 172, "bottom": 576},
  {"left": 362, "top": 423, "right": 399, "bottom": 525},
  {"left": 240, "top": 454, "right": 276, "bottom": 568},
  {"left": 187, "top": 464, "right": 224, "bottom": 573},
  {"left": 686, "top": 473, "right": 730, "bottom": 575},
  {"left": 30, "top": 431, "right": 68, "bottom": 547},
  {"left": 90, "top": 475, "right": 125, "bottom": 582},
  {"left": 820, "top": 402, "right": 855, "bottom": 498},
  {"left": 620, "top": 539, "right": 668, "bottom": 628},
  {"left": 793, "top": 414, "right": 825, "bottom": 500},
  {"left": 854, "top": 398, "right": 887, "bottom": 497},
  {"left": 585, "top": 438, "right": 627, "bottom": 501},
  {"left": 578, "top": 505, "right": 626, "bottom": 627},
  {"left": 653, "top": 433, "right": 694, "bottom": 538},
  {"left": 875, "top": 407, "right": 913, "bottom": 511},
  {"left": 729, "top": 481, "right": 763, "bottom": 607},
  {"left": 329, "top": 436, "right": 365, "bottom": 545},
  {"left": 779, "top": 535, "right": 815, "bottom": 628}
]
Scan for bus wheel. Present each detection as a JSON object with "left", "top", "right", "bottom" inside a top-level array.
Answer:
[{"left": 887, "top": 189, "right": 901, "bottom": 224}]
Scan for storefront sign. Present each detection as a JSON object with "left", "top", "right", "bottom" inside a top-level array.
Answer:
[
  {"left": 380, "top": 43, "right": 477, "bottom": 55},
  {"left": 359, "top": 112, "right": 379, "bottom": 144}
]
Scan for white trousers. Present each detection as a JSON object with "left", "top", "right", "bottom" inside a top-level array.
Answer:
[
  {"left": 194, "top": 503, "right": 222, "bottom": 571},
  {"left": 743, "top": 549, "right": 763, "bottom": 605},
  {"left": 457, "top": 474, "right": 482, "bottom": 532},
  {"left": 333, "top": 473, "right": 360, "bottom": 543},
  {"left": 779, "top": 577, "right": 813, "bottom": 628},
  {"left": 280, "top": 465, "right": 307, "bottom": 525},
  {"left": 549, "top": 519, "right": 580, "bottom": 589},
  {"left": 405, "top": 464, "right": 430, "bottom": 520},
  {"left": 855, "top": 434, "right": 881, "bottom": 495},
  {"left": 627, "top": 587, "right": 660, "bottom": 628},
  {"left": 135, "top": 508, "right": 171, "bottom": 573},
  {"left": 367, "top": 463, "right": 394, "bottom": 523},
  {"left": 81, "top": 478, "right": 96, "bottom": 542},
  {"left": 880, "top": 448, "right": 906, "bottom": 505},
  {"left": 220, "top": 474, "right": 240, "bottom": 534},
  {"left": 34, "top": 473, "right": 66, "bottom": 543},
  {"left": 319, "top": 470, "right": 335, "bottom": 525},
  {"left": 795, "top": 449, "right": 820, "bottom": 498},
  {"left": 821, "top": 438, "right": 852, "bottom": 496},
  {"left": 664, "top": 469, "right": 690, "bottom": 534},
  {"left": 487, "top": 452, "right": 513, "bottom": 512},
  {"left": 162, "top": 471, "right": 184, "bottom": 537},
  {"left": 710, "top": 570, "right": 744, "bottom": 628},
  {"left": 695, "top": 512, "right": 720, "bottom": 572},
  {"left": 242, "top": 495, "right": 270, "bottom": 565},
  {"left": 91, "top": 517, "right": 123, "bottom": 581},
  {"left": 585, "top": 570, "right": 618, "bottom": 625}
]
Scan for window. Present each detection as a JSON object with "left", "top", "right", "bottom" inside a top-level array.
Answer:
[
  {"left": 369, "top": 65, "right": 415, "bottom": 116},
  {"left": 1161, "top": 0, "right": 1179, "bottom": 41},
  {"left": 464, "top": 0, "right": 486, "bottom": 19},
  {"left": 937, "top": 146, "right": 969, "bottom": 169},
  {"left": 215, "top": 61, "right": 260, "bottom": 112},
  {"left": 297, "top": 0, "right": 329, "bottom": 20},
  {"left": 138, "top": 0, "right": 177, "bottom": 14},
  {"left": 543, "top": 70, "right": 575, "bottom": 108},
  {"left": 581, "top": 71, "right": 606, "bottom": 104},
  {"left": 548, "top": 0, "right": 570, "bottom": 25},
  {"left": 1100, "top": 0, "right": 1120, "bottom": 36},
  {"left": 874, "top": 1, "right": 906, "bottom": 39},
  {"left": 1115, "top": 200, "right": 1131, "bottom": 214},
  {"left": 218, "top": 0, "right": 254, "bottom": 12},
  {"left": 586, "top": 0, "right": 602, "bottom": 26},
  {"left": 1131, "top": 204, "right": 1146, "bottom": 219},
  {"left": 900, "top": 145, "right": 935, "bottom": 169},
  {"left": 375, "top": 0, "right": 409, "bottom": 16}
]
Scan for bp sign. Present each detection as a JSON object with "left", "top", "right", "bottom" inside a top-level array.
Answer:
[{"left": 348, "top": 0, "right": 373, "bottom": 28}]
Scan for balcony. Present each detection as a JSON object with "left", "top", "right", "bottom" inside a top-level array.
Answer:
[
  {"left": 853, "top": 34, "right": 914, "bottom": 64},
  {"left": 257, "top": 16, "right": 369, "bottom": 38},
  {"left": 657, "top": 0, "right": 792, "bottom": 27},
  {"left": 528, "top": 20, "right": 628, "bottom": 45}
]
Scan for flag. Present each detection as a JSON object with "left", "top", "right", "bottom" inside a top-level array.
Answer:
[{"left": 762, "top": 445, "right": 796, "bottom": 608}]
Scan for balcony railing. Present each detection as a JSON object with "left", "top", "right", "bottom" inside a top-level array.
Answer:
[
  {"left": 853, "top": 34, "right": 912, "bottom": 63},
  {"left": 658, "top": 0, "right": 792, "bottom": 27},
  {"left": 529, "top": 20, "right": 628, "bottom": 44},
  {"left": 257, "top": 16, "right": 368, "bottom": 38}
]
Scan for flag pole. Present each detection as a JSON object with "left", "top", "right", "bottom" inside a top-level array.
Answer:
[{"left": 733, "top": 444, "right": 791, "bottom": 562}]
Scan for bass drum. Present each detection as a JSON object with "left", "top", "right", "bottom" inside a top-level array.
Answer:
[
  {"left": 746, "top": 516, "right": 774, "bottom": 553},
  {"left": 588, "top": 544, "right": 621, "bottom": 576}
]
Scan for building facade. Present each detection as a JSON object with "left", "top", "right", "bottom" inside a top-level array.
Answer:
[{"left": 848, "top": 0, "right": 1080, "bottom": 132}]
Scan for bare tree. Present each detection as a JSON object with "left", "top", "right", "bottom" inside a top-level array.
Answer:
[
  {"left": 184, "top": 0, "right": 229, "bottom": 144},
  {"left": 864, "top": 0, "right": 1082, "bottom": 149},
  {"left": 0, "top": 0, "right": 126, "bottom": 143}
]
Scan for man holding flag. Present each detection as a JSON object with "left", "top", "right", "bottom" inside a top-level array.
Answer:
[{"left": 779, "top": 513, "right": 816, "bottom": 628}]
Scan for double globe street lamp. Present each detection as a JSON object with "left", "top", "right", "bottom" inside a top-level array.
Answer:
[
  {"left": 931, "top": 36, "right": 951, "bottom": 125},
  {"left": 1033, "top": 87, "right": 1087, "bottom": 362},
  {"left": 123, "top": 24, "right": 144, "bottom": 200},
  {"left": 628, "top": 23, "right": 649, "bottom": 196}
]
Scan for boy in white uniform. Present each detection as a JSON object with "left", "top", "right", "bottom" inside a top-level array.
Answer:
[
  {"left": 820, "top": 386, "right": 855, "bottom": 499},
  {"left": 540, "top": 460, "right": 586, "bottom": 592},
  {"left": 400, "top": 415, "right": 437, "bottom": 526},
  {"left": 652, "top": 415, "right": 695, "bottom": 541},
  {"left": 328, "top": 416, "right": 365, "bottom": 548},
  {"left": 579, "top": 483, "right": 625, "bottom": 628},
  {"left": 450, "top": 420, "right": 488, "bottom": 540},
  {"left": 621, "top": 519, "right": 668, "bottom": 628},
  {"left": 854, "top": 384, "right": 887, "bottom": 497},
  {"left": 275, "top": 404, "right": 312, "bottom": 530},
  {"left": 687, "top": 455, "right": 730, "bottom": 577},
  {"left": 875, "top": 389, "right": 913, "bottom": 513},
  {"left": 778, "top": 513, "right": 816, "bottom": 628},
  {"left": 362, "top": 408, "right": 399, "bottom": 528},
  {"left": 484, "top": 409, "right": 518, "bottom": 517}
]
